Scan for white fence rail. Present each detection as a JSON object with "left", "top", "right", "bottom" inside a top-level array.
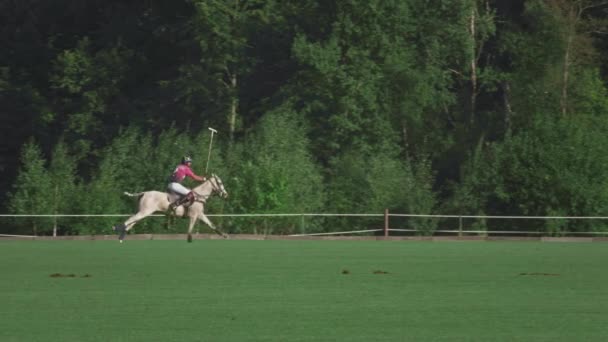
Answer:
[{"left": 2, "top": 211, "right": 608, "bottom": 237}]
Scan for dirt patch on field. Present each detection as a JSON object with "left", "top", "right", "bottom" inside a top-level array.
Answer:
[
  {"left": 340, "top": 269, "right": 390, "bottom": 275},
  {"left": 49, "top": 273, "right": 92, "bottom": 278},
  {"left": 373, "top": 270, "right": 390, "bottom": 274}
]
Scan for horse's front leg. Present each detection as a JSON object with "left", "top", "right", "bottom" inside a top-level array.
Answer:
[
  {"left": 198, "top": 213, "right": 228, "bottom": 238},
  {"left": 186, "top": 215, "right": 197, "bottom": 243}
]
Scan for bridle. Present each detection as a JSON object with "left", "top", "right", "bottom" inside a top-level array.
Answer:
[{"left": 192, "top": 174, "right": 226, "bottom": 203}]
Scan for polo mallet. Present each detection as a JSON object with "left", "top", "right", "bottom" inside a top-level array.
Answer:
[{"left": 205, "top": 127, "right": 218, "bottom": 174}]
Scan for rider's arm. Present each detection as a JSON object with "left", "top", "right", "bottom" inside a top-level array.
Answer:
[
  {"left": 191, "top": 174, "right": 205, "bottom": 182},
  {"left": 184, "top": 166, "right": 205, "bottom": 182}
]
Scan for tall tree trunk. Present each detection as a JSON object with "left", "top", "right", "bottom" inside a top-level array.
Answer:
[
  {"left": 555, "top": 1, "right": 605, "bottom": 117},
  {"left": 561, "top": 24, "right": 574, "bottom": 117},
  {"left": 469, "top": 5, "right": 478, "bottom": 124},
  {"left": 401, "top": 120, "right": 409, "bottom": 157},
  {"left": 502, "top": 81, "right": 513, "bottom": 135},
  {"left": 228, "top": 73, "right": 238, "bottom": 143}
]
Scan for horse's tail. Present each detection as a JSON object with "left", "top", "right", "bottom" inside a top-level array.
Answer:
[{"left": 123, "top": 191, "right": 145, "bottom": 197}]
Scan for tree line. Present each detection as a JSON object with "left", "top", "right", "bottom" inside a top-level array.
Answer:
[{"left": 2, "top": 0, "right": 608, "bottom": 235}]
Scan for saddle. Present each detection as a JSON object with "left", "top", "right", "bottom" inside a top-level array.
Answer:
[{"left": 167, "top": 191, "right": 195, "bottom": 209}]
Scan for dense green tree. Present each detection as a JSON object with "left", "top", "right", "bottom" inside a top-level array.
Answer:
[
  {"left": 48, "top": 37, "right": 135, "bottom": 161},
  {"left": 74, "top": 127, "right": 148, "bottom": 234},
  {"left": 226, "top": 105, "right": 324, "bottom": 234},
  {"left": 290, "top": 0, "right": 407, "bottom": 162},
  {"left": 326, "top": 148, "right": 437, "bottom": 234},
  {"left": 7, "top": 140, "right": 54, "bottom": 235},
  {"left": 449, "top": 108, "right": 608, "bottom": 234},
  {"left": 3, "top": 0, "right": 608, "bottom": 236},
  {"left": 166, "top": 0, "right": 285, "bottom": 143},
  {"left": 47, "top": 140, "right": 79, "bottom": 236}
]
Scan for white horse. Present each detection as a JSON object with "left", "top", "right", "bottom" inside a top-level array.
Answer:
[{"left": 113, "top": 174, "right": 228, "bottom": 242}]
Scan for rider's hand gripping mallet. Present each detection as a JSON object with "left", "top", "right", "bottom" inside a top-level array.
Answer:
[{"left": 205, "top": 127, "right": 217, "bottom": 174}]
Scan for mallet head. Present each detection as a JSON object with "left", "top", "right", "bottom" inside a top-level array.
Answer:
[{"left": 208, "top": 127, "right": 218, "bottom": 134}]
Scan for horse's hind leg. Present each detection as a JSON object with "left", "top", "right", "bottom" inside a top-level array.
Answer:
[
  {"left": 113, "top": 210, "right": 153, "bottom": 242},
  {"left": 124, "top": 210, "right": 154, "bottom": 231},
  {"left": 112, "top": 223, "right": 129, "bottom": 242}
]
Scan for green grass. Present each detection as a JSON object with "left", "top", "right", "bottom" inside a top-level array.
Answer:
[{"left": 1, "top": 239, "right": 608, "bottom": 342}]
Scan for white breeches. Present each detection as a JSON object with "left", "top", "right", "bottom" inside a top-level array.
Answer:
[{"left": 168, "top": 182, "right": 190, "bottom": 196}]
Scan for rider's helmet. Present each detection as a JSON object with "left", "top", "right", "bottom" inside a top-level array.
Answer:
[{"left": 182, "top": 156, "right": 193, "bottom": 164}]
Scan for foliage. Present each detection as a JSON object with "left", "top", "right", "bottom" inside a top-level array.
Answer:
[
  {"left": 449, "top": 112, "right": 608, "bottom": 233},
  {"left": 227, "top": 105, "right": 324, "bottom": 234},
  {"left": 326, "top": 148, "right": 437, "bottom": 234},
  {"left": 49, "top": 37, "right": 134, "bottom": 160},
  {"left": 7, "top": 140, "right": 54, "bottom": 234},
  {"left": 3, "top": 0, "right": 608, "bottom": 236},
  {"left": 47, "top": 140, "right": 80, "bottom": 235}
]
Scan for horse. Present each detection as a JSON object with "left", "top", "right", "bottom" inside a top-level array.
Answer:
[{"left": 112, "top": 174, "right": 228, "bottom": 242}]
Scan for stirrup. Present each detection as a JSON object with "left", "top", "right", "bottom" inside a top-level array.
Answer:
[
  {"left": 180, "top": 193, "right": 195, "bottom": 208},
  {"left": 168, "top": 201, "right": 179, "bottom": 212},
  {"left": 169, "top": 196, "right": 187, "bottom": 211}
]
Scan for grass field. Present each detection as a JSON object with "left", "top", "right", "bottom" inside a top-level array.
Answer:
[{"left": 1, "top": 239, "right": 608, "bottom": 341}]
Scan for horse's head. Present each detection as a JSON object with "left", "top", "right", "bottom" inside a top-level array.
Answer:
[{"left": 209, "top": 173, "right": 228, "bottom": 199}]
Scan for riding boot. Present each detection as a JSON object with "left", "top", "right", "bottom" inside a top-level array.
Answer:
[
  {"left": 179, "top": 192, "right": 195, "bottom": 208},
  {"left": 169, "top": 195, "right": 188, "bottom": 211},
  {"left": 184, "top": 192, "right": 195, "bottom": 206},
  {"left": 169, "top": 192, "right": 194, "bottom": 212}
]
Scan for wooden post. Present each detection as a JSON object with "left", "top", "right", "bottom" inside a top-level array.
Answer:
[
  {"left": 459, "top": 216, "right": 463, "bottom": 237},
  {"left": 300, "top": 214, "right": 305, "bottom": 235},
  {"left": 384, "top": 209, "right": 389, "bottom": 237},
  {"left": 53, "top": 185, "right": 58, "bottom": 237}
]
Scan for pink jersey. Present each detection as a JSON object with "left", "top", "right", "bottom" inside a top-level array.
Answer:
[{"left": 170, "top": 164, "right": 195, "bottom": 183}]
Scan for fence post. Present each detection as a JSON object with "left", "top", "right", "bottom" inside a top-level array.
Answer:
[
  {"left": 384, "top": 209, "right": 389, "bottom": 237},
  {"left": 300, "top": 214, "right": 305, "bottom": 235},
  {"left": 459, "top": 216, "right": 463, "bottom": 237},
  {"left": 53, "top": 185, "right": 58, "bottom": 237}
]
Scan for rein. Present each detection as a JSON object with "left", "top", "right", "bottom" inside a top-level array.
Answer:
[{"left": 192, "top": 176, "right": 220, "bottom": 203}]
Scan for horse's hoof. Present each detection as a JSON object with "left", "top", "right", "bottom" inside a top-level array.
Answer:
[{"left": 187, "top": 235, "right": 193, "bottom": 243}]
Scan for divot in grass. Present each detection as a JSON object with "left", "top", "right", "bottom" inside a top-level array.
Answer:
[
  {"left": 49, "top": 273, "right": 93, "bottom": 278},
  {"left": 373, "top": 270, "right": 389, "bottom": 274}
]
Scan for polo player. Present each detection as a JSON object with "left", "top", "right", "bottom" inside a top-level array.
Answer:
[{"left": 167, "top": 156, "right": 206, "bottom": 211}]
